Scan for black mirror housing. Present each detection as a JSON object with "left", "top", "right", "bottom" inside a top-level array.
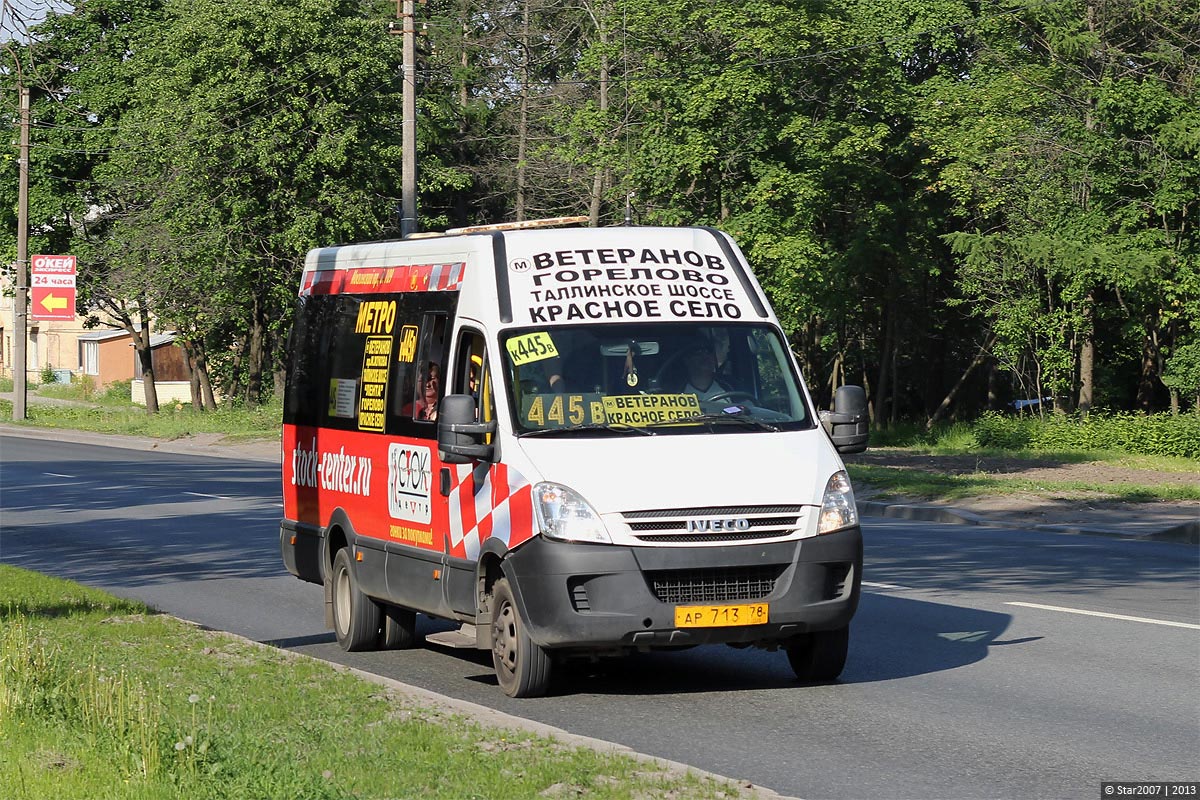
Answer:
[
  {"left": 437, "top": 394, "right": 496, "bottom": 464},
  {"left": 820, "top": 385, "right": 869, "bottom": 454}
]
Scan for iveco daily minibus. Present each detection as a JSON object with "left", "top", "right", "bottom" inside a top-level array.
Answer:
[{"left": 281, "top": 220, "right": 868, "bottom": 697}]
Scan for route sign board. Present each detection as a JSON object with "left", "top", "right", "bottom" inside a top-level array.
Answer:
[{"left": 31, "top": 254, "right": 77, "bottom": 321}]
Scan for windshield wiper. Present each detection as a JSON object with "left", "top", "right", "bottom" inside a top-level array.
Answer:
[
  {"left": 651, "top": 412, "right": 781, "bottom": 432},
  {"left": 520, "top": 422, "right": 657, "bottom": 438}
]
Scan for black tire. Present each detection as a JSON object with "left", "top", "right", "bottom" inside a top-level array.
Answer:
[
  {"left": 380, "top": 604, "right": 418, "bottom": 650},
  {"left": 490, "top": 577, "right": 552, "bottom": 697},
  {"left": 786, "top": 626, "right": 849, "bottom": 683},
  {"left": 331, "top": 547, "right": 381, "bottom": 652}
]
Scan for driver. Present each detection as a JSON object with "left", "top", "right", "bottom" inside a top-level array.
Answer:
[{"left": 681, "top": 339, "right": 730, "bottom": 401}]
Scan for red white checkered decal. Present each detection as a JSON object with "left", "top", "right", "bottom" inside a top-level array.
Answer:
[{"left": 447, "top": 463, "right": 535, "bottom": 560}]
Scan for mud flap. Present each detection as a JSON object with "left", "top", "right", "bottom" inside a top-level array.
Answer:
[{"left": 324, "top": 576, "right": 334, "bottom": 629}]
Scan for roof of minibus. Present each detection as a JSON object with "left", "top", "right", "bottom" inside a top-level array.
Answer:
[{"left": 300, "top": 226, "right": 773, "bottom": 327}]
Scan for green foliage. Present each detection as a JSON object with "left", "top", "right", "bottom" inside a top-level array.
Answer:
[
  {"left": 972, "top": 411, "right": 1200, "bottom": 459},
  {"left": 1163, "top": 340, "right": 1200, "bottom": 399},
  {"left": 4, "top": 0, "right": 1195, "bottom": 419},
  {"left": 102, "top": 379, "right": 135, "bottom": 404}
]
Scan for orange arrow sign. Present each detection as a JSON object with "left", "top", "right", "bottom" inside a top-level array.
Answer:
[{"left": 39, "top": 292, "right": 69, "bottom": 312}]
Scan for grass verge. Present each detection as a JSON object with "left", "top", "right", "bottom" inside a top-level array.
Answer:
[
  {"left": 845, "top": 463, "right": 1200, "bottom": 503},
  {"left": 0, "top": 397, "right": 281, "bottom": 445},
  {"left": 0, "top": 565, "right": 742, "bottom": 800}
]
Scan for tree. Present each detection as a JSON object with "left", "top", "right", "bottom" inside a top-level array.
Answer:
[{"left": 930, "top": 0, "right": 1199, "bottom": 414}]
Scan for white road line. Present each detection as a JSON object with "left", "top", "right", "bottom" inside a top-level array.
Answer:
[
  {"left": 1006, "top": 601, "right": 1200, "bottom": 630},
  {"left": 182, "top": 491, "right": 230, "bottom": 501},
  {"left": 44, "top": 472, "right": 76, "bottom": 478},
  {"left": 862, "top": 581, "right": 912, "bottom": 591}
]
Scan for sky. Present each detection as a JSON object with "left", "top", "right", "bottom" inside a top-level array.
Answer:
[{"left": 2, "top": 0, "right": 73, "bottom": 43}]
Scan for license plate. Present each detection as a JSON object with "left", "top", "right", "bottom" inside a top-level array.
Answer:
[{"left": 674, "top": 603, "right": 769, "bottom": 628}]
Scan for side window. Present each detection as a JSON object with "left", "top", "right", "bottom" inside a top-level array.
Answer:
[
  {"left": 284, "top": 298, "right": 317, "bottom": 425},
  {"left": 323, "top": 296, "right": 366, "bottom": 429},
  {"left": 454, "top": 330, "right": 494, "bottom": 445},
  {"left": 406, "top": 313, "right": 446, "bottom": 423},
  {"left": 390, "top": 319, "right": 421, "bottom": 422},
  {"left": 750, "top": 329, "right": 800, "bottom": 416}
]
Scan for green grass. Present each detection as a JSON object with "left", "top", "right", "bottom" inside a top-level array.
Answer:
[
  {"left": 0, "top": 566, "right": 740, "bottom": 800},
  {"left": 856, "top": 418, "right": 1200, "bottom": 502},
  {"left": 1, "top": 396, "right": 281, "bottom": 445},
  {"left": 845, "top": 463, "right": 1200, "bottom": 502}
]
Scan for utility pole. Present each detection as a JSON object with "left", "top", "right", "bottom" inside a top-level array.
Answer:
[
  {"left": 14, "top": 84, "right": 31, "bottom": 421},
  {"left": 389, "top": 0, "right": 419, "bottom": 238}
]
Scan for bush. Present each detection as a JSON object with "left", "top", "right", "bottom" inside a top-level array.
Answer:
[
  {"left": 972, "top": 411, "right": 1200, "bottom": 459},
  {"left": 101, "top": 379, "right": 134, "bottom": 404}
]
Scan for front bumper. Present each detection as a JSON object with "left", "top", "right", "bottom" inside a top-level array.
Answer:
[{"left": 503, "top": 527, "right": 862, "bottom": 650}]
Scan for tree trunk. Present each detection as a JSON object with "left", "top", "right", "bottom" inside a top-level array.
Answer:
[
  {"left": 890, "top": 342, "right": 900, "bottom": 425},
  {"left": 1077, "top": 291, "right": 1095, "bottom": 415},
  {"left": 588, "top": 18, "right": 609, "bottom": 226},
  {"left": 927, "top": 333, "right": 996, "bottom": 429},
  {"left": 247, "top": 296, "right": 266, "bottom": 405},
  {"left": 194, "top": 341, "right": 218, "bottom": 410},
  {"left": 828, "top": 350, "right": 844, "bottom": 400},
  {"left": 873, "top": 311, "right": 894, "bottom": 425},
  {"left": 987, "top": 362, "right": 1003, "bottom": 411},
  {"left": 1135, "top": 322, "right": 1159, "bottom": 412},
  {"left": 515, "top": 0, "right": 531, "bottom": 222},
  {"left": 227, "top": 334, "right": 246, "bottom": 403},
  {"left": 129, "top": 314, "right": 159, "bottom": 413},
  {"left": 183, "top": 341, "right": 202, "bottom": 409}
]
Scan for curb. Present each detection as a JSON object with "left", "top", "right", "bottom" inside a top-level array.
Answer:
[
  {"left": 0, "top": 422, "right": 281, "bottom": 463},
  {"left": 858, "top": 500, "right": 1199, "bottom": 545}
]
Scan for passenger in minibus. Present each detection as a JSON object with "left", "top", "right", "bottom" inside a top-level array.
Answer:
[{"left": 404, "top": 362, "right": 441, "bottom": 420}]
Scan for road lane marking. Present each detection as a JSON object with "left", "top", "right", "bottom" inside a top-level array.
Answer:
[
  {"left": 1006, "top": 601, "right": 1200, "bottom": 630},
  {"left": 862, "top": 581, "right": 912, "bottom": 591},
  {"left": 44, "top": 472, "right": 76, "bottom": 478},
  {"left": 182, "top": 491, "right": 231, "bottom": 501}
]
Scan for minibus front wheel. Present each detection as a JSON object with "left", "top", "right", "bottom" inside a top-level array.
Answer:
[
  {"left": 786, "top": 626, "right": 849, "bottom": 683},
  {"left": 331, "top": 547, "right": 381, "bottom": 652},
  {"left": 491, "top": 578, "right": 552, "bottom": 697}
]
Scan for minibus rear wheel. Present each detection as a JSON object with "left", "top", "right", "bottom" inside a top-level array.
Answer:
[
  {"left": 491, "top": 577, "right": 552, "bottom": 697},
  {"left": 331, "top": 547, "right": 381, "bottom": 652},
  {"left": 786, "top": 626, "right": 849, "bottom": 683}
]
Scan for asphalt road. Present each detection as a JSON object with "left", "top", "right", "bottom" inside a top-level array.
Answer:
[{"left": 2, "top": 431, "right": 1198, "bottom": 800}]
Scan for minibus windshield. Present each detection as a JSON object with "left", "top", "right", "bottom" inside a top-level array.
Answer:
[{"left": 501, "top": 323, "right": 814, "bottom": 435}]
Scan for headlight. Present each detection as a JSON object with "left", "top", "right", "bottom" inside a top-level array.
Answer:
[
  {"left": 533, "top": 482, "right": 611, "bottom": 544},
  {"left": 817, "top": 470, "right": 858, "bottom": 534}
]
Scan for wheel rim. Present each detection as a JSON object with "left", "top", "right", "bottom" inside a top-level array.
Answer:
[
  {"left": 334, "top": 563, "right": 351, "bottom": 636},
  {"left": 493, "top": 600, "right": 518, "bottom": 679}
]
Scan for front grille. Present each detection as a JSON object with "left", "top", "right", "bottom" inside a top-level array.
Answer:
[
  {"left": 634, "top": 531, "right": 789, "bottom": 543},
  {"left": 647, "top": 565, "right": 784, "bottom": 604},
  {"left": 624, "top": 505, "right": 803, "bottom": 518},
  {"left": 623, "top": 505, "right": 804, "bottom": 543}
]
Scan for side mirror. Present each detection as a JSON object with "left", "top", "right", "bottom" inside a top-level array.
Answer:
[
  {"left": 819, "top": 385, "right": 869, "bottom": 454},
  {"left": 437, "top": 394, "right": 496, "bottom": 464}
]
